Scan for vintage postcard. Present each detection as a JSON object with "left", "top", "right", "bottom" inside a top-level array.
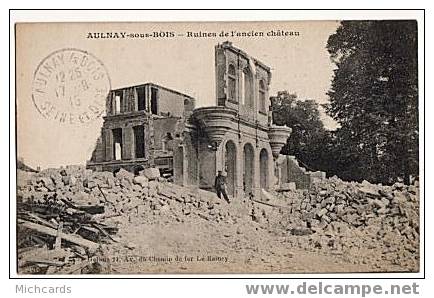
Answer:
[{"left": 14, "top": 19, "right": 421, "bottom": 275}]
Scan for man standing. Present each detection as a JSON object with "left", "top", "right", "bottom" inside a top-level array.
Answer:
[{"left": 215, "top": 170, "right": 230, "bottom": 203}]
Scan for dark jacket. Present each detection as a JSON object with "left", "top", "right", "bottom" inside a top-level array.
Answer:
[{"left": 215, "top": 174, "right": 226, "bottom": 190}]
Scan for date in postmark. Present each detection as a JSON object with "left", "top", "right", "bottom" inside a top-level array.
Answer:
[{"left": 32, "top": 48, "right": 111, "bottom": 124}]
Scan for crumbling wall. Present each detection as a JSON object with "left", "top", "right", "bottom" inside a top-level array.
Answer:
[
  {"left": 87, "top": 116, "right": 153, "bottom": 173},
  {"left": 157, "top": 87, "right": 189, "bottom": 117},
  {"left": 285, "top": 156, "right": 311, "bottom": 189},
  {"left": 89, "top": 134, "right": 104, "bottom": 163},
  {"left": 153, "top": 117, "right": 182, "bottom": 151},
  {"left": 183, "top": 132, "right": 199, "bottom": 186},
  {"left": 277, "top": 155, "right": 325, "bottom": 189},
  {"left": 198, "top": 141, "right": 216, "bottom": 191},
  {"left": 214, "top": 42, "right": 271, "bottom": 127}
]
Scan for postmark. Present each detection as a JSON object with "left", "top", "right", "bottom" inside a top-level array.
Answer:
[{"left": 32, "top": 48, "right": 111, "bottom": 124}]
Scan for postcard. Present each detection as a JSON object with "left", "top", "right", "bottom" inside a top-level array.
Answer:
[{"left": 14, "top": 19, "right": 421, "bottom": 274}]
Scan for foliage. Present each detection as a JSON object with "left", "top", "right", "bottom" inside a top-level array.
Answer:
[
  {"left": 273, "top": 20, "right": 418, "bottom": 184},
  {"left": 271, "top": 91, "right": 332, "bottom": 172},
  {"left": 325, "top": 20, "right": 418, "bottom": 184}
]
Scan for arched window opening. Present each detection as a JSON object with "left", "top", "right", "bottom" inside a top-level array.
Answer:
[
  {"left": 113, "top": 91, "right": 123, "bottom": 114},
  {"left": 243, "top": 68, "right": 253, "bottom": 108},
  {"left": 228, "top": 64, "right": 237, "bottom": 102},
  {"left": 259, "top": 79, "right": 267, "bottom": 114}
]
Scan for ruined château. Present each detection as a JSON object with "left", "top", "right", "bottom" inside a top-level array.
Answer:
[{"left": 87, "top": 41, "right": 324, "bottom": 197}]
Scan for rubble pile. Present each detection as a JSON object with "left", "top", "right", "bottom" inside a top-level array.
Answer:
[
  {"left": 16, "top": 166, "right": 257, "bottom": 274},
  {"left": 16, "top": 166, "right": 420, "bottom": 273},
  {"left": 270, "top": 176, "right": 420, "bottom": 271},
  {"left": 17, "top": 167, "right": 121, "bottom": 274}
]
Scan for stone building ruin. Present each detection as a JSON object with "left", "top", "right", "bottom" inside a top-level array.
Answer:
[
  {"left": 87, "top": 41, "right": 325, "bottom": 197},
  {"left": 87, "top": 82, "right": 194, "bottom": 177}
]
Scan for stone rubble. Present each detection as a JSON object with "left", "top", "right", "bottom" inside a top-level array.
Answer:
[
  {"left": 266, "top": 176, "right": 419, "bottom": 271},
  {"left": 16, "top": 167, "right": 420, "bottom": 273}
]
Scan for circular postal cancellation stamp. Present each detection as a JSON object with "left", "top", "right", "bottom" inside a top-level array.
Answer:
[{"left": 32, "top": 48, "right": 111, "bottom": 124}]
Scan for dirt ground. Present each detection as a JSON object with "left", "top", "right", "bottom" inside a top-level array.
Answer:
[{"left": 102, "top": 198, "right": 405, "bottom": 274}]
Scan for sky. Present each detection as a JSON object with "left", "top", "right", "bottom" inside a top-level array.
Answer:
[{"left": 16, "top": 21, "right": 340, "bottom": 169}]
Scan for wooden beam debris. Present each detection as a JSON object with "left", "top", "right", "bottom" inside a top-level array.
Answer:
[{"left": 18, "top": 219, "right": 99, "bottom": 251}]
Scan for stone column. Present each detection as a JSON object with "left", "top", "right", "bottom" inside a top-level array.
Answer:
[
  {"left": 133, "top": 88, "right": 138, "bottom": 112},
  {"left": 106, "top": 92, "right": 113, "bottom": 116},
  {"left": 253, "top": 146, "right": 260, "bottom": 198},
  {"left": 254, "top": 71, "right": 259, "bottom": 122},
  {"left": 215, "top": 142, "right": 224, "bottom": 173},
  {"left": 122, "top": 126, "right": 133, "bottom": 160},
  {"left": 237, "top": 62, "right": 243, "bottom": 105},
  {"left": 235, "top": 140, "right": 244, "bottom": 198},
  {"left": 148, "top": 117, "right": 155, "bottom": 166},
  {"left": 267, "top": 148, "right": 274, "bottom": 190}
]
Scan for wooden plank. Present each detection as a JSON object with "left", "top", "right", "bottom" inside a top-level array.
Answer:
[
  {"left": 90, "top": 212, "right": 121, "bottom": 222},
  {"left": 18, "top": 219, "right": 99, "bottom": 251},
  {"left": 97, "top": 185, "right": 114, "bottom": 207},
  {"left": 76, "top": 205, "right": 105, "bottom": 214},
  {"left": 92, "top": 223, "right": 118, "bottom": 242},
  {"left": 25, "top": 257, "right": 65, "bottom": 267},
  {"left": 24, "top": 212, "right": 58, "bottom": 229},
  {"left": 55, "top": 222, "right": 63, "bottom": 250},
  {"left": 60, "top": 198, "right": 79, "bottom": 210}
]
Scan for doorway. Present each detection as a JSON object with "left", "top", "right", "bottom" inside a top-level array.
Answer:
[
  {"left": 112, "top": 128, "right": 123, "bottom": 160},
  {"left": 133, "top": 125, "right": 145, "bottom": 158}
]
